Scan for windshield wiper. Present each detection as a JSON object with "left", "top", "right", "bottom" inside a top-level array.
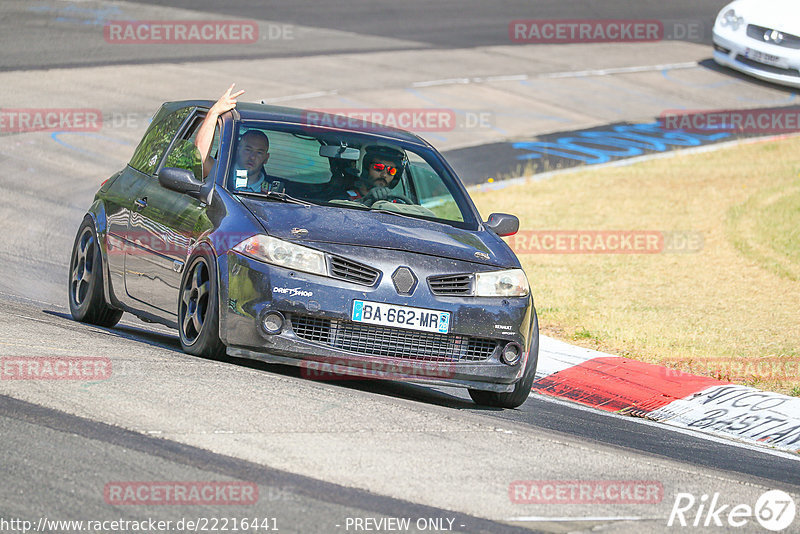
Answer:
[
  {"left": 236, "top": 190, "right": 313, "bottom": 206},
  {"left": 327, "top": 201, "right": 417, "bottom": 218},
  {"left": 369, "top": 207, "right": 419, "bottom": 221}
]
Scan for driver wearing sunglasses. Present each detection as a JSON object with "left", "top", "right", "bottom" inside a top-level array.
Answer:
[
  {"left": 365, "top": 160, "right": 398, "bottom": 188},
  {"left": 347, "top": 146, "right": 407, "bottom": 206}
]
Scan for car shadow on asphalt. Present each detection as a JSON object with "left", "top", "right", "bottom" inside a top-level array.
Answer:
[
  {"left": 697, "top": 58, "right": 798, "bottom": 94},
  {"left": 224, "top": 352, "right": 489, "bottom": 411},
  {"left": 45, "top": 309, "right": 183, "bottom": 352},
  {"left": 48, "top": 308, "right": 501, "bottom": 412}
]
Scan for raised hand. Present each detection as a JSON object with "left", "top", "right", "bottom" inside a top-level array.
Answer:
[
  {"left": 196, "top": 83, "right": 245, "bottom": 179},
  {"left": 210, "top": 83, "right": 245, "bottom": 116}
]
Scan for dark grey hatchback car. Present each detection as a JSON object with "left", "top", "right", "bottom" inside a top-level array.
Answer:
[{"left": 68, "top": 100, "right": 538, "bottom": 408}]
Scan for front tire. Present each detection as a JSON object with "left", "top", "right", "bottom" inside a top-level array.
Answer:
[
  {"left": 68, "top": 218, "right": 123, "bottom": 327},
  {"left": 178, "top": 247, "right": 225, "bottom": 358},
  {"left": 468, "top": 310, "right": 539, "bottom": 409}
]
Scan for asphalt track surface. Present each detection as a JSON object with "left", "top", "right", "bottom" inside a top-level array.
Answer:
[
  {"left": 1, "top": 1, "right": 799, "bottom": 533},
  {"left": 1, "top": 392, "right": 530, "bottom": 534},
  {"left": 3, "top": 0, "right": 727, "bottom": 70}
]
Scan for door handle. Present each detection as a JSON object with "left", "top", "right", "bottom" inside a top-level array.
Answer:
[{"left": 134, "top": 197, "right": 147, "bottom": 210}]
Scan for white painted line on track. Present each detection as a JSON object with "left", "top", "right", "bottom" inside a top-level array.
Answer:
[
  {"left": 483, "top": 74, "right": 529, "bottom": 83},
  {"left": 530, "top": 392, "right": 800, "bottom": 462},
  {"left": 507, "top": 516, "right": 659, "bottom": 522},
  {"left": 536, "top": 61, "right": 698, "bottom": 79},
  {"left": 260, "top": 90, "right": 338, "bottom": 104},
  {"left": 411, "top": 62, "right": 699, "bottom": 88},
  {"left": 0, "top": 291, "right": 59, "bottom": 309},
  {"left": 412, "top": 78, "right": 471, "bottom": 88},
  {"left": 9, "top": 313, "right": 57, "bottom": 326}
]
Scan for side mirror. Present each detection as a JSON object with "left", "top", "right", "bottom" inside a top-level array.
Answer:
[
  {"left": 163, "top": 139, "right": 203, "bottom": 182},
  {"left": 158, "top": 167, "right": 203, "bottom": 195},
  {"left": 485, "top": 213, "right": 519, "bottom": 237}
]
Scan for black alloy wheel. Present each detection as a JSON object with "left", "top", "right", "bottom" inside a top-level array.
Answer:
[
  {"left": 68, "top": 218, "right": 123, "bottom": 327},
  {"left": 178, "top": 248, "right": 225, "bottom": 358}
]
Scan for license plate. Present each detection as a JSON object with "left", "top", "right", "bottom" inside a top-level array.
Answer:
[
  {"left": 744, "top": 47, "right": 787, "bottom": 68},
  {"left": 352, "top": 300, "right": 450, "bottom": 334}
]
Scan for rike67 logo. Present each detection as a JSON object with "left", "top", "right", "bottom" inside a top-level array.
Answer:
[{"left": 668, "top": 490, "right": 796, "bottom": 531}]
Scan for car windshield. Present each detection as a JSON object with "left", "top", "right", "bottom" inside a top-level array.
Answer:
[{"left": 224, "top": 121, "right": 476, "bottom": 228}]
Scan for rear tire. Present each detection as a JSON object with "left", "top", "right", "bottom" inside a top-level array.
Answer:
[
  {"left": 468, "top": 310, "right": 539, "bottom": 409},
  {"left": 68, "top": 218, "right": 123, "bottom": 327},
  {"left": 178, "top": 247, "right": 225, "bottom": 358}
]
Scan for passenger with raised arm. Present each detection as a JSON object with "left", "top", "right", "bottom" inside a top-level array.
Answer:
[{"left": 195, "top": 84, "right": 270, "bottom": 192}]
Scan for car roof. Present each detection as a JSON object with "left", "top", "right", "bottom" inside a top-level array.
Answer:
[{"left": 165, "top": 99, "right": 428, "bottom": 147}]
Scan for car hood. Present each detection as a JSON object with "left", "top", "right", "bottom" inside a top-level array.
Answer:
[
  {"left": 240, "top": 198, "right": 517, "bottom": 267},
  {"left": 732, "top": 0, "right": 800, "bottom": 32}
]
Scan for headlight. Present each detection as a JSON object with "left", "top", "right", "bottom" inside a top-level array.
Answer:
[
  {"left": 233, "top": 235, "right": 326, "bottom": 276},
  {"left": 475, "top": 269, "right": 529, "bottom": 297},
  {"left": 719, "top": 8, "right": 743, "bottom": 31}
]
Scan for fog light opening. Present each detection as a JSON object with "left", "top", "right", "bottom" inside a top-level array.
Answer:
[
  {"left": 501, "top": 342, "right": 522, "bottom": 365},
  {"left": 261, "top": 311, "right": 284, "bottom": 335}
]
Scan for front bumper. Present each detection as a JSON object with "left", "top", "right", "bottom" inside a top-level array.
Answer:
[
  {"left": 713, "top": 27, "right": 800, "bottom": 88},
  {"left": 218, "top": 249, "right": 534, "bottom": 392}
]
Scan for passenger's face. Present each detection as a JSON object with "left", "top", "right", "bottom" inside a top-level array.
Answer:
[
  {"left": 367, "top": 158, "right": 398, "bottom": 187},
  {"left": 237, "top": 135, "right": 269, "bottom": 176}
]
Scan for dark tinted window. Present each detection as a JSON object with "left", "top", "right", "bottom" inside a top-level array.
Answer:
[{"left": 129, "top": 107, "right": 191, "bottom": 175}]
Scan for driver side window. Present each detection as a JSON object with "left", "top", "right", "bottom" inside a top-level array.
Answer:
[
  {"left": 406, "top": 154, "right": 464, "bottom": 222},
  {"left": 162, "top": 113, "right": 218, "bottom": 183},
  {"left": 129, "top": 107, "right": 191, "bottom": 175}
]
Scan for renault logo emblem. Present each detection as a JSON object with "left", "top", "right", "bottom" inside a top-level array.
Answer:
[{"left": 391, "top": 266, "right": 417, "bottom": 295}]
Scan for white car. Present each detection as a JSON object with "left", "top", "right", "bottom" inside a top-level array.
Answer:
[{"left": 712, "top": 0, "right": 800, "bottom": 88}]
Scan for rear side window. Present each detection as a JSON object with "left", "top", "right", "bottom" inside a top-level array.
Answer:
[{"left": 129, "top": 107, "right": 191, "bottom": 175}]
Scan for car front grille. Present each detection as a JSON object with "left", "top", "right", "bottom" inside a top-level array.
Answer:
[
  {"left": 290, "top": 314, "right": 497, "bottom": 362},
  {"left": 747, "top": 24, "right": 800, "bottom": 49},
  {"left": 428, "top": 274, "right": 474, "bottom": 296},
  {"left": 329, "top": 256, "right": 380, "bottom": 286}
]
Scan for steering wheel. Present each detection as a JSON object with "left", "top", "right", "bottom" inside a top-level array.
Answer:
[
  {"left": 383, "top": 193, "right": 414, "bottom": 205},
  {"left": 361, "top": 187, "right": 415, "bottom": 206}
]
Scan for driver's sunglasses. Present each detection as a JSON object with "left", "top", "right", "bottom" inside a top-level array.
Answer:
[{"left": 370, "top": 163, "right": 397, "bottom": 176}]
